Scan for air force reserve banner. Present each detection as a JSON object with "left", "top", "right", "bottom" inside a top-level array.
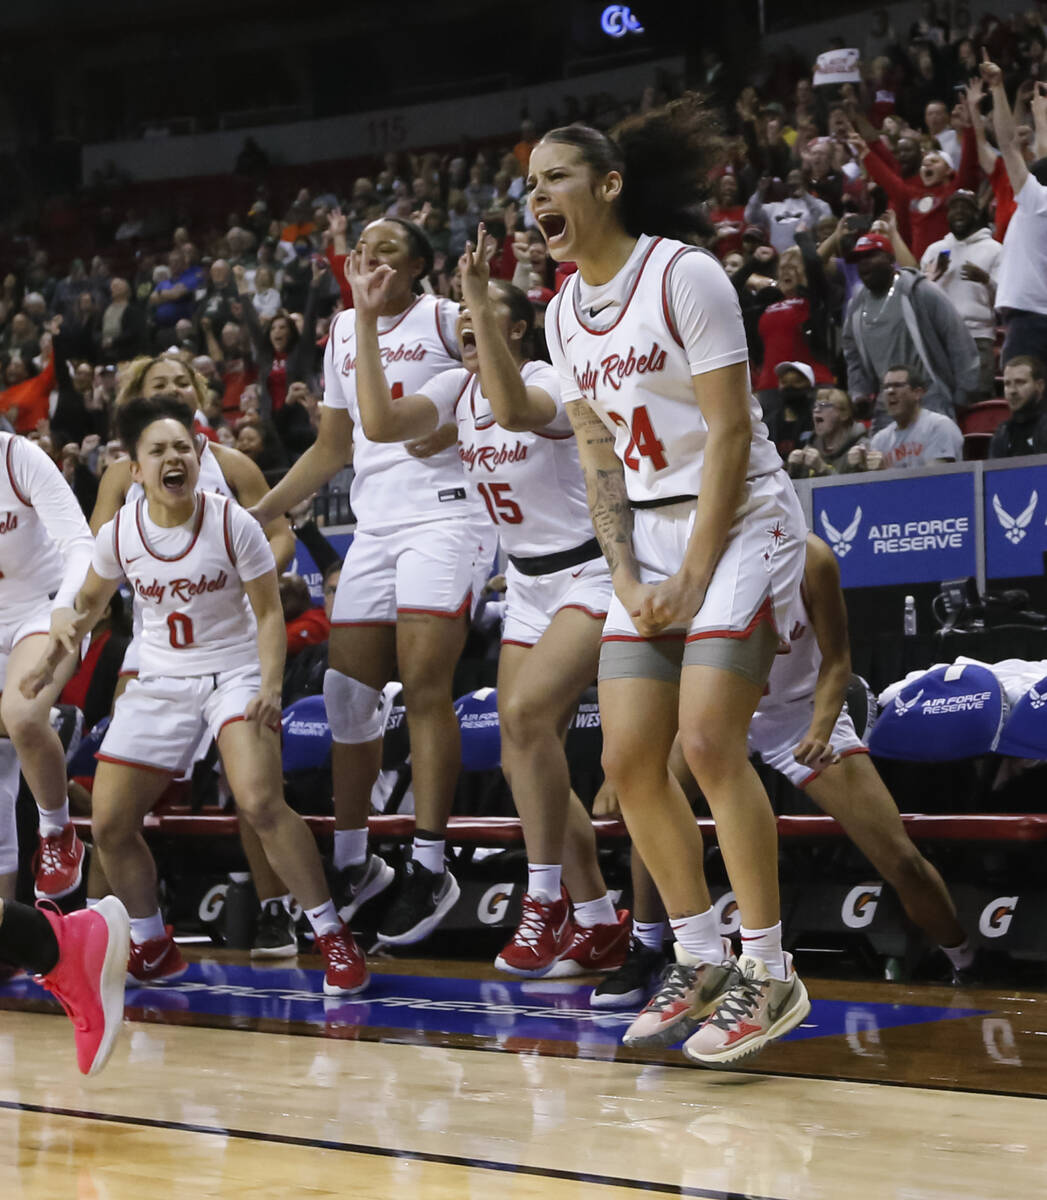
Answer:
[{"left": 814, "top": 473, "right": 977, "bottom": 587}]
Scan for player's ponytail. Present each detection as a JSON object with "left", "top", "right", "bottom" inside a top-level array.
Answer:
[{"left": 542, "top": 93, "right": 721, "bottom": 244}]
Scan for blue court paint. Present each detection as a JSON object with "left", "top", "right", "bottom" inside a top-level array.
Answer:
[{"left": 0, "top": 961, "right": 986, "bottom": 1051}]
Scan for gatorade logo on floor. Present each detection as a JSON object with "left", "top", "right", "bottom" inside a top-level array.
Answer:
[
  {"left": 978, "top": 896, "right": 1018, "bottom": 938},
  {"left": 842, "top": 884, "right": 882, "bottom": 929}
]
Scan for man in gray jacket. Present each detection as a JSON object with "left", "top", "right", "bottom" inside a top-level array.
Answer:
[{"left": 841, "top": 233, "right": 981, "bottom": 429}]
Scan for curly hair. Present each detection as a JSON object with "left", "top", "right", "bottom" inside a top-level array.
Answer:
[
  {"left": 116, "top": 354, "right": 209, "bottom": 410},
  {"left": 541, "top": 93, "right": 722, "bottom": 243}
]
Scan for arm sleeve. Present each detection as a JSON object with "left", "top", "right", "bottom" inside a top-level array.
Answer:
[
  {"left": 954, "top": 126, "right": 978, "bottom": 192},
  {"left": 91, "top": 518, "right": 124, "bottom": 582},
  {"left": 418, "top": 367, "right": 469, "bottom": 427},
  {"left": 860, "top": 151, "right": 912, "bottom": 213},
  {"left": 292, "top": 518, "right": 340, "bottom": 577},
  {"left": 321, "top": 311, "right": 353, "bottom": 411},
  {"left": 928, "top": 416, "right": 963, "bottom": 460},
  {"left": 13, "top": 436, "right": 96, "bottom": 607},
  {"left": 668, "top": 251, "right": 751, "bottom": 376},
  {"left": 544, "top": 291, "right": 582, "bottom": 403},
  {"left": 325, "top": 243, "right": 352, "bottom": 307},
  {"left": 228, "top": 504, "right": 278, "bottom": 582}
]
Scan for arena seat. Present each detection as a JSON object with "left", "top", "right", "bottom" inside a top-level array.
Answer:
[
  {"left": 868, "top": 662, "right": 1008, "bottom": 761},
  {"left": 959, "top": 399, "right": 1010, "bottom": 436}
]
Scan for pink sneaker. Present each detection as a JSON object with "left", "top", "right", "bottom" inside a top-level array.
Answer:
[
  {"left": 37, "top": 897, "right": 130, "bottom": 1076},
  {"left": 495, "top": 889, "right": 572, "bottom": 977},
  {"left": 622, "top": 939, "right": 736, "bottom": 1048},
  {"left": 316, "top": 925, "right": 369, "bottom": 996},
  {"left": 682, "top": 952, "right": 811, "bottom": 1067},
  {"left": 126, "top": 928, "right": 188, "bottom": 985},
  {"left": 33, "top": 823, "right": 86, "bottom": 900},
  {"left": 545, "top": 909, "right": 631, "bottom": 978}
]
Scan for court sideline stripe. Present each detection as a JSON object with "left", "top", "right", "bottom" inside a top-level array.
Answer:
[{"left": 0, "top": 1097, "right": 791, "bottom": 1200}]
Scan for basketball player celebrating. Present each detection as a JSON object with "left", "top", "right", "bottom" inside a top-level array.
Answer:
[
  {"left": 252, "top": 220, "right": 495, "bottom": 946},
  {"left": 22, "top": 396, "right": 367, "bottom": 996},
  {"left": 595, "top": 534, "right": 975, "bottom": 1019},
  {"left": 91, "top": 354, "right": 301, "bottom": 959},
  {"left": 529, "top": 95, "right": 810, "bottom": 1066},
  {"left": 348, "top": 227, "right": 628, "bottom": 977},
  {"left": 0, "top": 428, "right": 94, "bottom": 907},
  {"left": 0, "top": 894, "right": 129, "bottom": 1075}
]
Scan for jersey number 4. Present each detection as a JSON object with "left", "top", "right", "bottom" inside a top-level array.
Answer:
[
  {"left": 477, "top": 482, "right": 523, "bottom": 525},
  {"left": 167, "top": 612, "right": 195, "bottom": 649},
  {"left": 607, "top": 406, "right": 667, "bottom": 471}
]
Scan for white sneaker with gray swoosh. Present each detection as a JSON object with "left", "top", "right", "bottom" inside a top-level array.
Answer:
[{"left": 681, "top": 952, "right": 810, "bottom": 1067}]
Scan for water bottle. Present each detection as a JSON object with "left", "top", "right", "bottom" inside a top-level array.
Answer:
[
  {"left": 222, "top": 872, "right": 257, "bottom": 949},
  {"left": 903, "top": 595, "right": 917, "bottom": 636}
]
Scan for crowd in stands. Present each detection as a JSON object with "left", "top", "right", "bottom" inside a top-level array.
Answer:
[{"left": 1, "top": 3, "right": 1046, "bottom": 532}]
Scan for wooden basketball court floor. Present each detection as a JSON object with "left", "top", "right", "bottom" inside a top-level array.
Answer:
[{"left": 2, "top": 946, "right": 1045, "bottom": 1199}]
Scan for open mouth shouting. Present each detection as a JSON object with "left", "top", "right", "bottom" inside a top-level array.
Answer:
[
  {"left": 161, "top": 465, "right": 188, "bottom": 495},
  {"left": 535, "top": 211, "right": 568, "bottom": 252}
]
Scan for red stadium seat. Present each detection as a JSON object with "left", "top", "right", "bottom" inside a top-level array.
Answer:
[{"left": 959, "top": 399, "right": 1010, "bottom": 436}]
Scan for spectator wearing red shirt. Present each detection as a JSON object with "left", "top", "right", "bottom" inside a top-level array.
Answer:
[
  {"left": 850, "top": 126, "right": 978, "bottom": 259},
  {"left": 707, "top": 174, "right": 746, "bottom": 260}
]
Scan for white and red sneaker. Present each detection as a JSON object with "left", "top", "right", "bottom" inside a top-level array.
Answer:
[
  {"left": 545, "top": 909, "right": 631, "bottom": 978},
  {"left": 494, "top": 889, "right": 572, "bottom": 977},
  {"left": 622, "top": 939, "right": 736, "bottom": 1047},
  {"left": 316, "top": 925, "right": 369, "bottom": 996},
  {"left": 682, "top": 952, "right": 811, "bottom": 1067},
  {"left": 126, "top": 927, "right": 188, "bottom": 985},
  {"left": 37, "top": 896, "right": 130, "bottom": 1076},
  {"left": 33, "top": 823, "right": 86, "bottom": 900}
]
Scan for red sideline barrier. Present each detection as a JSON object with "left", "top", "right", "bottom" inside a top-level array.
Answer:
[{"left": 71, "top": 811, "right": 1047, "bottom": 844}]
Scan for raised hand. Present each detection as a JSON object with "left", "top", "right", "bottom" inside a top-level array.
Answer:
[
  {"left": 979, "top": 49, "right": 1003, "bottom": 90},
  {"left": 458, "top": 223, "right": 493, "bottom": 312},
  {"left": 328, "top": 209, "right": 348, "bottom": 238},
  {"left": 346, "top": 245, "right": 397, "bottom": 320}
]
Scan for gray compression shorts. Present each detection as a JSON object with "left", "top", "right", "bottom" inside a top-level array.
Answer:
[{"left": 598, "top": 618, "right": 780, "bottom": 688}]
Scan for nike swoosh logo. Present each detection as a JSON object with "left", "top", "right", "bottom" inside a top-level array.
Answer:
[
  {"left": 125, "top": 555, "right": 143, "bottom": 565},
  {"left": 571, "top": 567, "right": 586, "bottom": 578},
  {"left": 565, "top": 333, "right": 577, "bottom": 343},
  {"left": 766, "top": 990, "right": 794, "bottom": 1025},
  {"left": 142, "top": 954, "right": 168, "bottom": 973}
]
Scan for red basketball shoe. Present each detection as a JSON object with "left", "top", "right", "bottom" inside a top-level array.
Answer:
[
  {"left": 33, "top": 823, "right": 86, "bottom": 900},
  {"left": 126, "top": 927, "right": 188, "bottom": 985},
  {"left": 37, "top": 897, "right": 130, "bottom": 1075},
  {"left": 495, "top": 889, "right": 572, "bottom": 977},
  {"left": 545, "top": 909, "right": 630, "bottom": 977},
  {"left": 316, "top": 924, "right": 369, "bottom": 995}
]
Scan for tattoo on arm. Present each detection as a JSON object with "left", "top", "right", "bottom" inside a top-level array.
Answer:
[{"left": 567, "top": 400, "right": 636, "bottom": 579}]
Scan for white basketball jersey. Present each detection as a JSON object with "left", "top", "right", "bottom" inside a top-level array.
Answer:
[
  {"left": 549, "top": 235, "right": 781, "bottom": 504},
  {"left": 0, "top": 433, "right": 68, "bottom": 621},
  {"left": 758, "top": 590, "right": 818, "bottom": 714},
  {"left": 324, "top": 295, "right": 483, "bottom": 532},
  {"left": 111, "top": 493, "right": 260, "bottom": 678},
  {"left": 450, "top": 361, "right": 596, "bottom": 558}
]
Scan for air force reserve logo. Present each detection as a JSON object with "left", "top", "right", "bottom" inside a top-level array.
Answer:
[
  {"left": 992, "top": 491, "right": 1037, "bottom": 545},
  {"left": 820, "top": 506, "right": 862, "bottom": 557},
  {"left": 893, "top": 688, "right": 923, "bottom": 716}
]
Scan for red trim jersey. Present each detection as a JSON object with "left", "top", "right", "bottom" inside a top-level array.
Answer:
[
  {"left": 322, "top": 294, "right": 484, "bottom": 532},
  {"left": 93, "top": 492, "right": 275, "bottom": 679},
  {"left": 545, "top": 235, "right": 780, "bottom": 505},
  {"left": 0, "top": 432, "right": 94, "bottom": 624},
  {"left": 422, "top": 360, "right": 596, "bottom": 558}
]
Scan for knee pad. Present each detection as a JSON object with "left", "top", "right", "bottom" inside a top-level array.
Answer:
[
  {"left": 323, "top": 670, "right": 385, "bottom": 744},
  {"left": 0, "top": 739, "right": 19, "bottom": 876}
]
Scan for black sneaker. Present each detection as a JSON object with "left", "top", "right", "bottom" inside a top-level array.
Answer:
[
  {"left": 330, "top": 853, "right": 395, "bottom": 923},
  {"left": 376, "top": 860, "right": 461, "bottom": 946},
  {"left": 590, "top": 938, "right": 669, "bottom": 1010},
  {"left": 251, "top": 900, "right": 298, "bottom": 959}
]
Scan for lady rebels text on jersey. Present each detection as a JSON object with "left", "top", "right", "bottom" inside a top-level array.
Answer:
[
  {"left": 546, "top": 235, "right": 782, "bottom": 503},
  {"left": 421, "top": 360, "right": 595, "bottom": 559},
  {"left": 93, "top": 492, "right": 275, "bottom": 678},
  {"left": 323, "top": 294, "right": 484, "bottom": 532},
  {"left": 0, "top": 432, "right": 94, "bottom": 625}
]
